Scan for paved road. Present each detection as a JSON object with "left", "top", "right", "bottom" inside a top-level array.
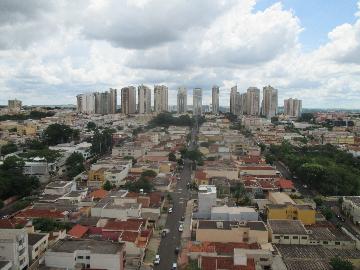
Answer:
[{"left": 155, "top": 159, "right": 192, "bottom": 270}]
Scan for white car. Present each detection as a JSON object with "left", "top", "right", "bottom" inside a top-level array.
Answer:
[
  {"left": 168, "top": 207, "right": 173, "bottom": 213},
  {"left": 178, "top": 224, "right": 184, "bottom": 232},
  {"left": 172, "top": 263, "right": 177, "bottom": 269},
  {"left": 154, "top": 254, "right": 160, "bottom": 265}
]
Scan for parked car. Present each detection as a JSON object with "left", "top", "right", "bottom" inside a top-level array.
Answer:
[
  {"left": 168, "top": 207, "right": 173, "bottom": 214},
  {"left": 175, "top": 247, "right": 180, "bottom": 254},
  {"left": 154, "top": 254, "right": 160, "bottom": 265},
  {"left": 181, "top": 215, "right": 185, "bottom": 221},
  {"left": 161, "top": 228, "right": 170, "bottom": 238},
  {"left": 172, "top": 263, "right": 177, "bottom": 270},
  {"left": 178, "top": 224, "right": 184, "bottom": 232}
]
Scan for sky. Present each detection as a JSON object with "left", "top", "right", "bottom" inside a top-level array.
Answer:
[{"left": 0, "top": 0, "right": 360, "bottom": 108}]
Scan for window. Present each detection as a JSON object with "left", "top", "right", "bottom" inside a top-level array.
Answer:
[
  {"left": 35, "top": 247, "right": 39, "bottom": 252},
  {"left": 87, "top": 264, "right": 90, "bottom": 268},
  {"left": 260, "top": 258, "right": 269, "bottom": 262},
  {"left": 274, "top": 236, "right": 280, "bottom": 239},
  {"left": 335, "top": 242, "right": 340, "bottom": 245},
  {"left": 323, "top": 241, "right": 328, "bottom": 245},
  {"left": 77, "top": 256, "right": 84, "bottom": 259},
  {"left": 293, "top": 236, "right": 298, "bottom": 239},
  {"left": 301, "top": 236, "right": 307, "bottom": 240},
  {"left": 283, "top": 236, "right": 289, "bottom": 239},
  {"left": 86, "top": 256, "right": 90, "bottom": 259}
]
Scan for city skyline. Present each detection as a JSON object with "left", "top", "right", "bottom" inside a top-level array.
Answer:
[{"left": 1, "top": 1, "right": 360, "bottom": 108}]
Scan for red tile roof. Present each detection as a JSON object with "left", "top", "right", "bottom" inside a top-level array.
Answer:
[
  {"left": 89, "top": 189, "right": 109, "bottom": 199},
  {"left": 201, "top": 256, "right": 255, "bottom": 270},
  {"left": 195, "top": 170, "right": 207, "bottom": 180},
  {"left": 149, "top": 192, "right": 162, "bottom": 207},
  {"left": 0, "top": 218, "right": 27, "bottom": 229},
  {"left": 276, "top": 178, "right": 294, "bottom": 189},
  {"left": 67, "top": 224, "right": 88, "bottom": 238},
  {"left": 121, "top": 231, "right": 138, "bottom": 242},
  {"left": 15, "top": 209, "right": 65, "bottom": 219},
  {"left": 103, "top": 219, "right": 143, "bottom": 231}
]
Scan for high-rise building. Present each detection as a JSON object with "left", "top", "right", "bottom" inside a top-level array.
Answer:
[
  {"left": 138, "top": 84, "right": 151, "bottom": 114},
  {"left": 246, "top": 87, "right": 260, "bottom": 115},
  {"left": 177, "top": 87, "right": 187, "bottom": 114},
  {"left": 154, "top": 85, "right": 168, "bottom": 112},
  {"left": 212, "top": 85, "right": 219, "bottom": 114},
  {"left": 77, "top": 89, "right": 117, "bottom": 115},
  {"left": 121, "top": 86, "right": 136, "bottom": 115},
  {"left": 230, "top": 86, "right": 238, "bottom": 115},
  {"left": 0, "top": 228, "right": 29, "bottom": 270},
  {"left": 109, "top": 88, "right": 117, "bottom": 114},
  {"left": 193, "top": 88, "right": 202, "bottom": 115},
  {"left": 261, "top": 85, "right": 278, "bottom": 118},
  {"left": 8, "top": 99, "right": 22, "bottom": 113},
  {"left": 240, "top": 93, "right": 247, "bottom": 115},
  {"left": 284, "top": 98, "right": 302, "bottom": 118}
]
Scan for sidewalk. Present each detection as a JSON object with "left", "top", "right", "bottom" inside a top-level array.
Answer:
[{"left": 178, "top": 199, "right": 193, "bottom": 267}]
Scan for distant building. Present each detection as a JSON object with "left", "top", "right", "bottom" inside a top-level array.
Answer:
[
  {"left": 121, "top": 86, "right": 136, "bottom": 115},
  {"left": 77, "top": 89, "right": 117, "bottom": 115},
  {"left": 0, "top": 228, "right": 29, "bottom": 270},
  {"left": 177, "top": 87, "right": 187, "bottom": 114},
  {"left": 284, "top": 98, "right": 302, "bottom": 118},
  {"left": 193, "top": 88, "right": 202, "bottom": 115},
  {"left": 154, "top": 85, "right": 168, "bottom": 112},
  {"left": 138, "top": 84, "right": 151, "bottom": 114},
  {"left": 246, "top": 87, "right": 260, "bottom": 116},
  {"left": 212, "top": 85, "right": 219, "bottom": 114},
  {"left": 261, "top": 85, "right": 278, "bottom": 118},
  {"left": 230, "top": 86, "right": 238, "bottom": 115},
  {"left": 8, "top": 99, "right": 22, "bottom": 113}
]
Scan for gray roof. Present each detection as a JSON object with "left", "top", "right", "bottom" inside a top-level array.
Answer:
[
  {"left": 50, "top": 239, "right": 124, "bottom": 254},
  {"left": 0, "top": 261, "right": 11, "bottom": 268},
  {"left": 28, "top": 233, "right": 48, "bottom": 246},
  {"left": 198, "top": 220, "right": 267, "bottom": 231},
  {"left": 268, "top": 220, "right": 308, "bottom": 235}
]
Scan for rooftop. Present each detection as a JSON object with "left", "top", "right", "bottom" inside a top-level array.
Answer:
[
  {"left": 50, "top": 239, "right": 124, "bottom": 254},
  {"left": 211, "top": 206, "right": 256, "bottom": 214},
  {"left": 28, "top": 233, "right": 48, "bottom": 246},
  {"left": 268, "top": 219, "right": 308, "bottom": 235},
  {"left": 198, "top": 220, "right": 266, "bottom": 231},
  {"left": 46, "top": 181, "right": 72, "bottom": 189},
  {"left": 198, "top": 185, "right": 217, "bottom": 194}
]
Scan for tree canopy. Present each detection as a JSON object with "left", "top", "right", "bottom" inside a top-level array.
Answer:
[
  {"left": 330, "top": 257, "right": 353, "bottom": 270},
  {"left": 0, "top": 143, "right": 18, "bottom": 156},
  {"left": 149, "top": 112, "right": 194, "bottom": 128},
  {"left": 65, "top": 152, "right": 85, "bottom": 178},
  {"left": 43, "top": 124, "right": 79, "bottom": 146}
]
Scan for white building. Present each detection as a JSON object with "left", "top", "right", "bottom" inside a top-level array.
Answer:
[
  {"left": 262, "top": 85, "right": 278, "bottom": 118},
  {"left": 197, "top": 185, "right": 217, "bottom": 219},
  {"left": 154, "top": 85, "right": 168, "bottom": 112},
  {"left": 212, "top": 85, "right": 219, "bottom": 114},
  {"left": 91, "top": 196, "right": 141, "bottom": 219},
  {"left": 44, "top": 181, "right": 74, "bottom": 196},
  {"left": 138, "top": 85, "right": 151, "bottom": 114},
  {"left": 342, "top": 196, "right": 360, "bottom": 224},
  {"left": 44, "top": 239, "right": 125, "bottom": 270},
  {"left": 28, "top": 233, "right": 49, "bottom": 263},
  {"left": 230, "top": 86, "right": 238, "bottom": 115},
  {"left": 211, "top": 206, "right": 258, "bottom": 221},
  {"left": 0, "top": 229, "right": 29, "bottom": 270},
  {"left": 177, "top": 87, "right": 187, "bottom": 114},
  {"left": 111, "top": 144, "right": 145, "bottom": 159}
]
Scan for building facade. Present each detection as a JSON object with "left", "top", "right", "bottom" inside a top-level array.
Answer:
[
  {"left": 193, "top": 88, "right": 203, "bottom": 115},
  {"left": 0, "top": 229, "right": 29, "bottom": 270},
  {"left": 212, "top": 85, "right": 219, "bottom": 114},
  {"left": 261, "top": 85, "right": 278, "bottom": 118},
  {"left": 177, "top": 87, "right": 187, "bottom": 114},
  {"left": 284, "top": 98, "right": 302, "bottom": 118},
  {"left": 154, "top": 85, "right": 168, "bottom": 112},
  {"left": 138, "top": 85, "right": 151, "bottom": 114},
  {"left": 121, "top": 86, "right": 136, "bottom": 115},
  {"left": 77, "top": 89, "right": 117, "bottom": 115},
  {"left": 246, "top": 87, "right": 260, "bottom": 116},
  {"left": 230, "top": 86, "right": 238, "bottom": 115},
  {"left": 8, "top": 99, "right": 22, "bottom": 112}
]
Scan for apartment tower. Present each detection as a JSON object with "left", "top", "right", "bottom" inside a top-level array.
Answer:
[
  {"left": 121, "top": 86, "right": 136, "bottom": 115},
  {"left": 154, "top": 85, "right": 168, "bottom": 112}
]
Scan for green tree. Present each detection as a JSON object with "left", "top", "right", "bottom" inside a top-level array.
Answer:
[
  {"left": 184, "top": 260, "right": 201, "bottom": 270},
  {"left": 86, "top": 121, "right": 97, "bottom": 130},
  {"left": 103, "top": 180, "right": 112, "bottom": 191},
  {"left": 25, "top": 139, "right": 47, "bottom": 150},
  {"left": 330, "top": 256, "right": 353, "bottom": 270},
  {"left": 141, "top": 170, "right": 157, "bottom": 178},
  {"left": 321, "top": 206, "right": 333, "bottom": 220},
  {"left": 65, "top": 152, "right": 85, "bottom": 178},
  {"left": 313, "top": 196, "right": 323, "bottom": 207},
  {"left": 0, "top": 200, "right": 4, "bottom": 209},
  {"left": 33, "top": 218, "right": 72, "bottom": 232},
  {"left": 168, "top": 152, "right": 177, "bottom": 162},
  {"left": 1, "top": 143, "right": 18, "bottom": 156},
  {"left": 43, "top": 124, "right": 79, "bottom": 145}
]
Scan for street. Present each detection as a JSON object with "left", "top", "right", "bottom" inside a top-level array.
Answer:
[{"left": 155, "top": 159, "right": 192, "bottom": 270}]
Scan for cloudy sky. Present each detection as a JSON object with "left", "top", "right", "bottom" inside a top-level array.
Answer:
[{"left": 0, "top": 0, "right": 360, "bottom": 108}]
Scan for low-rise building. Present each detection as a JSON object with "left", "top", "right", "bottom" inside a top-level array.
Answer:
[
  {"left": 44, "top": 239, "right": 125, "bottom": 270},
  {"left": 44, "top": 181, "right": 74, "bottom": 196},
  {"left": 197, "top": 185, "right": 217, "bottom": 219},
  {"left": 211, "top": 206, "right": 258, "bottom": 222},
  {"left": 342, "top": 196, "right": 360, "bottom": 224},
  {"left": 28, "top": 233, "right": 49, "bottom": 263},
  {"left": 268, "top": 219, "right": 310, "bottom": 245},
  {"left": 196, "top": 220, "right": 268, "bottom": 244},
  {"left": 266, "top": 203, "right": 316, "bottom": 225}
]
